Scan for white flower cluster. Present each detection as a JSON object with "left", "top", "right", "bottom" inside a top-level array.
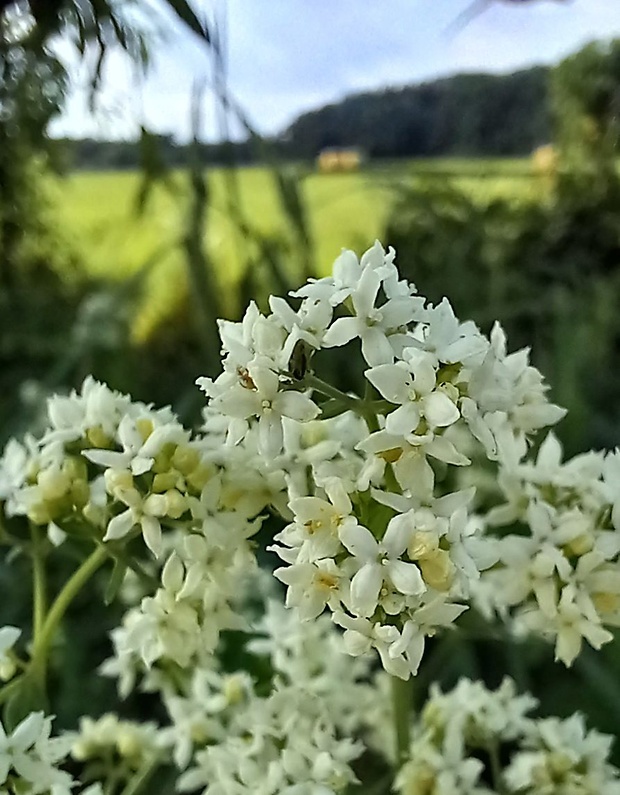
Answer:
[
  {"left": 0, "top": 379, "right": 282, "bottom": 695},
  {"left": 395, "top": 678, "right": 620, "bottom": 795},
  {"left": 96, "top": 452, "right": 282, "bottom": 694},
  {"left": 154, "top": 598, "right": 380, "bottom": 795},
  {"left": 0, "top": 376, "right": 189, "bottom": 556},
  {"left": 70, "top": 713, "right": 162, "bottom": 784},
  {"left": 101, "top": 522, "right": 258, "bottom": 696},
  {"left": 177, "top": 684, "right": 361, "bottom": 795},
  {"left": 0, "top": 711, "right": 75, "bottom": 795},
  {"left": 198, "top": 241, "right": 564, "bottom": 677},
  {"left": 475, "top": 432, "right": 620, "bottom": 665}
]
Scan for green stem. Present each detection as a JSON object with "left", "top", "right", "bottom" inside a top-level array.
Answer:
[
  {"left": 112, "top": 550, "right": 158, "bottom": 591},
  {"left": 303, "top": 374, "right": 366, "bottom": 413},
  {"left": 304, "top": 374, "right": 384, "bottom": 435},
  {"left": 30, "top": 525, "right": 46, "bottom": 644},
  {"left": 31, "top": 545, "right": 108, "bottom": 674},
  {"left": 391, "top": 675, "right": 411, "bottom": 766},
  {"left": 488, "top": 741, "right": 506, "bottom": 794},
  {"left": 118, "top": 757, "right": 159, "bottom": 795}
]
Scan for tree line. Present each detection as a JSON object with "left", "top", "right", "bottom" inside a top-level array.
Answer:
[{"left": 58, "top": 65, "right": 551, "bottom": 171}]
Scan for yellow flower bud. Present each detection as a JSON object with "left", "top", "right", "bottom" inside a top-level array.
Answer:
[
  {"left": 37, "top": 468, "right": 71, "bottom": 501},
  {"left": 408, "top": 531, "right": 439, "bottom": 560},
  {"left": 152, "top": 472, "right": 180, "bottom": 493},
  {"left": 592, "top": 591, "right": 620, "bottom": 615},
  {"left": 224, "top": 675, "right": 246, "bottom": 705},
  {"left": 86, "top": 425, "right": 113, "bottom": 449},
  {"left": 63, "top": 456, "right": 88, "bottom": 482},
  {"left": 83, "top": 502, "right": 105, "bottom": 526},
  {"left": 104, "top": 469, "right": 133, "bottom": 495},
  {"left": 400, "top": 764, "right": 436, "bottom": 795},
  {"left": 143, "top": 493, "right": 167, "bottom": 517},
  {"left": 171, "top": 445, "right": 200, "bottom": 476},
  {"left": 27, "top": 503, "right": 52, "bottom": 525},
  {"left": 71, "top": 739, "right": 91, "bottom": 761},
  {"left": 152, "top": 451, "right": 172, "bottom": 474},
  {"left": 70, "top": 480, "right": 90, "bottom": 508},
  {"left": 117, "top": 729, "right": 142, "bottom": 759},
  {"left": 419, "top": 549, "right": 455, "bottom": 592},
  {"left": 165, "top": 489, "right": 186, "bottom": 519},
  {"left": 186, "top": 464, "right": 215, "bottom": 492},
  {"left": 0, "top": 658, "right": 16, "bottom": 682}
]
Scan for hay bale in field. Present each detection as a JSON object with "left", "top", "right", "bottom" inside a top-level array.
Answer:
[
  {"left": 532, "top": 144, "right": 558, "bottom": 179},
  {"left": 317, "top": 147, "right": 364, "bottom": 173}
]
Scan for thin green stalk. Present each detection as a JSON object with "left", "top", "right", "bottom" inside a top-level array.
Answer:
[
  {"left": 30, "top": 525, "right": 46, "bottom": 643},
  {"left": 304, "top": 374, "right": 380, "bottom": 432},
  {"left": 363, "top": 381, "right": 381, "bottom": 434},
  {"left": 303, "top": 374, "right": 364, "bottom": 409},
  {"left": 31, "top": 545, "right": 108, "bottom": 673},
  {"left": 118, "top": 757, "right": 159, "bottom": 795},
  {"left": 488, "top": 741, "right": 506, "bottom": 795},
  {"left": 391, "top": 675, "right": 411, "bottom": 766}
]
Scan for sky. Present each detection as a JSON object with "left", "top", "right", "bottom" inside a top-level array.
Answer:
[{"left": 50, "top": 0, "right": 620, "bottom": 142}]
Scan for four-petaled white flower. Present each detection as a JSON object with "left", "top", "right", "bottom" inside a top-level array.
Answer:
[
  {"left": 323, "top": 266, "right": 420, "bottom": 366},
  {"left": 366, "top": 347, "right": 460, "bottom": 436},
  {"left": 339, "top": 521, "right": 425, "bottom": 617}
]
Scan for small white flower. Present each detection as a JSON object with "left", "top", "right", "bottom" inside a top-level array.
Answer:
[
  {"left": 366, "top": 348, "right": 460, "bottom": 437},
  {"left": 339, "top": 522, "right": 425, "bottom": 618}
]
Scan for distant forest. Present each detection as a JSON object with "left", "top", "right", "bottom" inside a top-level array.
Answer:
[{"left": 58, "top": 65, "right": 551, "bottom": 170}]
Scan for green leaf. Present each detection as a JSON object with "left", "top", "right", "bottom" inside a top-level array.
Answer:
[
  {"left": 104, "top": 557, "right": 128, "bottom": 605},
  {"left": 3, "top": 673, "right": 48, "bottom": 732}
]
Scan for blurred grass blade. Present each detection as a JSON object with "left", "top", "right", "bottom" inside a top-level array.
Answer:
[{"left": 164, "top": 0, "right": 212, "bottom": 43}]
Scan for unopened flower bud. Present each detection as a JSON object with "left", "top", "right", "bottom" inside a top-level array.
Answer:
[
  {"left": 38, "top": 468, "right": 71, "bottom": 501},
  {"left": 419, "top": 549, "right": 455, "bottom": 592},
  {"left": 408, "top": 531, "right": 438, "bottom": 561},
  {"left": 143, "top": 493, "right": 167, "bottom": 517},
  {"left": 152, "top": 472, "right": 179, "bottom": 493},
  {"left": 104, "top": 469, "right": 134, "bottom": 495},
  {"left": 171, "top": 445, "right": 200, "bottom": 476},
  {"left": 165, "top": 489, "right": 186, "bottom": 519},
  {"left": 86, "top": 425, "right": 113, "bottom": 449}
]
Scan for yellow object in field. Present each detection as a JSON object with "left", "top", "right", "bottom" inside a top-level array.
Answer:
[
  {"left": 532, "top": 144, "right": 558, "bottom": 179},
  {"left": 317, "top": 148, "right": 363, "bottom": 173}
]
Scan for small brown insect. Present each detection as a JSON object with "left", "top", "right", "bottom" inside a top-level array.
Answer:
[
  {"left": 287, "top": 339, "right": 314, "bottom": 381},
  {"left": 237, "top": 366, "right": 257, "bottom": 391}
]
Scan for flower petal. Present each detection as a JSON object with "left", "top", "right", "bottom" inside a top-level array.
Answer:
[
  {"left": 322, "top": 317, "right": 361, "bottom": 348},
  {"left": 350, "top": 564, "right": 382, "bottom": 617},
  {"left": 388, "top": 560, "right": 426, "bottom": 596},
  {"left": 422, "top": 392, "right": 460, "bottom": 428},
  {"left": 104, "top": 508, "right": 135, "bottom": 542},
  {"left": 365, "top": 363, "right": 410, "bottom": 404},
  {"left": 339, "top": 523, "right": 378, "bottom": 560}
]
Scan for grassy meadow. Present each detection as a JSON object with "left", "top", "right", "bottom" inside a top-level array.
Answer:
[{"left": 53, "top": 158, "right": 541, "bottom": 340}]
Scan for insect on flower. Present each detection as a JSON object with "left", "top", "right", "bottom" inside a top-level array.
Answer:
[{"left": 287, "top": 339, "right": 314, "bottom": 381}]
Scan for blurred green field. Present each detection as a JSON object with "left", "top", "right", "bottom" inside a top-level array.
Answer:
[{"left": 54, "top": 158, "right": 540, "bottom": 339}]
